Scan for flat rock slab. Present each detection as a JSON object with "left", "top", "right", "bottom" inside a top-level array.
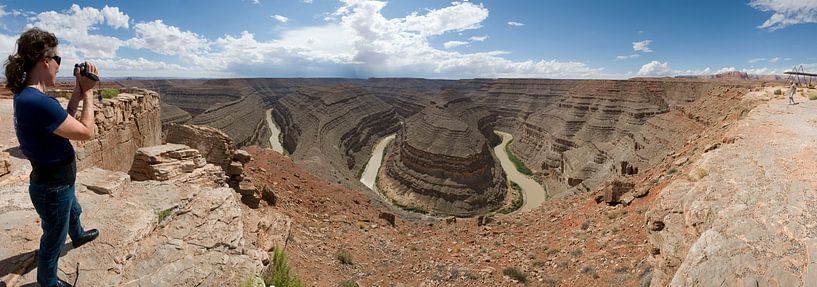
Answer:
[{"left": 77, "top": 167, "right": 130, "bottom": 195}]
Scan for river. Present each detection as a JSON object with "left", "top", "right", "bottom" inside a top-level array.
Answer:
[
  {"left": 265, "top": 109, "right": 284, "bottom": 154},
  {"left": 493, "top": 130, "right": 547, "bottom": 213},
  {"left": 359, "top": 134, "right": 396, "bottom": 191}
]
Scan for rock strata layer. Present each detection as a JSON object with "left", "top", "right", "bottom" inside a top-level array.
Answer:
[
  {"left": 73, "top": 87, "right": 162, "bottom": 172},
  {"left": 380, "top": 106, "right": 507, "bottom": 216}
]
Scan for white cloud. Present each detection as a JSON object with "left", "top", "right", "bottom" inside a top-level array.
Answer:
[
  {"left": 768, "top": 56, "right": 780, "bottom": 63},
  {"left": 26, "top": 4, "right": 130, "bottom": 58},
  {"left": 0, "top": 5, "right": 7, "bottom": 18},
  {"left": 749, "top": 57, "right": 765, "bottom": 63},
  {"left": 443, "top": 40, "right": 468, "bottom": 48},
  {"left": 0, "top": 33, "right": 17, "bottom": 57},
  {"left": 14, "top": 2, "right": 604, "bottom": 79},
  {"left": 468, "top": 35, "right": 487, "bottom": 41},
  {"left": 749, "top": 0, "right": 817, "bottom": 30},
  {"left": 638, "top": 60, "right": 671, "bottom": 76},
  {"left": 507, "top": 21, "right": 524, "bottom": 26},
  {"left": 252, "top": 0, "right": 260, "bottom": 4},
  {"left": 272, "top": 15, "right": 289, "bottom": 23},
  {"left": 101, "top": 6, "right": 129, "bottom": 29},
  {"left": 616, "top": 54, "right": 640, "bottom": 60},
  {"left": 127, "top": 20, "right": 209, "bottom": 57},
  {"left": 303, "top": 0, "right": 313, "bottom": 3},
  {"left": 632, "top": 40, "right": 652, "bottom": 53},
  {"left": 398, "top": 2, "right": 489, "bottom": 36}
]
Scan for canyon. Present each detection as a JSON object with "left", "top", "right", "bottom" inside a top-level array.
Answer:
[{"left": 3, "top": 77, "right": 812, "bottom": 286}]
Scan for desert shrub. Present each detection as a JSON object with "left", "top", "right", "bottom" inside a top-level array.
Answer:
[
  {"left": 580, "top": 220, "right": 591, "bottom": 230},
  {"left": 502, "top": 267, "right": 527, "bottom": 283},
  {"left": 570, "top": 248, "right": 583, "bottom": 257},
  {"left": 695, "top": 168, "right": 709, "bottom": 179},
  {"left": 667, "top": 167, "right": 678, "bottom": 175},
  {"left": 265, "top": 247, "right": 304, "bottom": 287},
  {"left": 100, "top": 88, "right": 119, "bottom": 99},
  {"left": 157, "top": 208, "right": 173, "bottom": 224},
  {"left": 809, "top": 92, "right": 817, "bottom": 100},
  {"left": 773, "top": 89, "right": 782, "bottom": 95},
  {"left": 336, "top": 249, "right": 354, "bottom": 265},
  {"left": 581, "top": 265, "right": 600, "bottom": 279},
  {"left": 338, "top": 280, "right": 359, "bottom": 287}
]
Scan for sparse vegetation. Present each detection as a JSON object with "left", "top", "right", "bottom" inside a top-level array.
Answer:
[
  {"left": 570, "top": 248, "right": 583, "bottom": 257},
  {"left": 336, "top": 248, "right": 354, "bottom": 265},
  {"left": 498, "top": 182, "right": 524, "bottom": 214},
  {"left": 581, "top": 265, "right": 600, "bottom": 279},
  {"left": 502, "top": 267, "right": 527, "bottom": 283},
  {"left": 266, "top": 247, "right": 304, "bottom": 287},
  {"left": 580, "top": 220, "right": 591, "bottom": 230},
  {"left": 773, "top": 89, "right": 782, "bottom": 95},
  {"left": 239, "top": 276, "right": 263, "bottom": 287},
  {"left": 667, "top": 167, "right": 678, "bottom": 175},
  {"left": 694, "top": 168, "right": 709, "bottom": 179},
  {"left": 99, "top": 88, "right": 119, "bottom": 99},
  {"left": 157, "top": 207, "right": 173, "bottom": 224},
  {"left": 391, "top": 200, "right": 428, "bottom": 214},
  {"left": 338, "top": 280, "right": 359, "bottom": 287},
  {"left": 505, "top": 139, "right": 534, "bottom": 176},
  {"left": 809, "top": 91, "right": 817, "bottom": 100}
]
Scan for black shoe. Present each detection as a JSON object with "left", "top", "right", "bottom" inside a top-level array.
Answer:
[
  {"left": 72, "top": 228, "right": 99, "bottom": 248},
  {"left": 53, "top": 278, "right": 74, "bottom": 287}
]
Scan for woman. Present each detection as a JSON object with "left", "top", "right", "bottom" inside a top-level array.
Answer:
[{"left": 5, "top": 27, "right": 99, "bottom": 287}]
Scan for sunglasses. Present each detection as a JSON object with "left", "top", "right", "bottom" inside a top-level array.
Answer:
[{"left": 50, "top": 55, "right": 61, "bottom": 65}]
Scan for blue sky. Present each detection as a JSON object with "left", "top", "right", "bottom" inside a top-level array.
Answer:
[{"left": 0, "top": 0, "right": 815, "bottom": 79}]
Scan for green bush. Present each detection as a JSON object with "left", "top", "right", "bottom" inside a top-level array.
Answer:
[
  {"left": 338, "top": 280, "right": 359, "bottom": 287},
  {"left": 336, "top": 249, "right": 354, "bottom": 265},
  {"left": 773, "top": 89, "right": 782, "bottom": 95},
  {"left": 502, "top": 267, "right": 527, "bottom": 283},
  {"left": 157, "top": 208, "right": 173, "bottom": 224},
  {"left": 265, "top": 247, "right": 304, "bottom": 287},
  {"left": 100, "top": 88, "right": 119, "bottom": 99},
  {"left": 809, "top": 92, "right": 817, "bottom": 100}
]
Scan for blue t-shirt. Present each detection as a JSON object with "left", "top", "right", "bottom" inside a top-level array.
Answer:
[{"left": 14, "top": 87, "right": 75, "bottom": 164}]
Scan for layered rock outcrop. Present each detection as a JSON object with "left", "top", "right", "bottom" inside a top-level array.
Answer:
[
  {"left": 271, "top": 84, "right": 400, "bottom": 186},
  {"left": 379, "top": 106, "right": 507, "bottom": 216},
  {"left": 73, "top": 87, "right": 162, "bottom": 172}
]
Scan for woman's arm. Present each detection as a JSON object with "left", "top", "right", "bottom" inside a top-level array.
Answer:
[{"left": 54, "top": 62, "right": 98, "bottom": 140}]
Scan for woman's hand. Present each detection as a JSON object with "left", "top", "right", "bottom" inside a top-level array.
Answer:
[{"left": 74, "top": 61, "right": 99, "bottom": 93}]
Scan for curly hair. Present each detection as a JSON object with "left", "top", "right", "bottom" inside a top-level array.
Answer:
[{"left": 4, "top": 27, "right": 59, "bottom": 94}]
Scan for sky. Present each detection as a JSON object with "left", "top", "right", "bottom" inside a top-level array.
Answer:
[{"left": 0, "top": 0, "right": 816, "bottom": 79}]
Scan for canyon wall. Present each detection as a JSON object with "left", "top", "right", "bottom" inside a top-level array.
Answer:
[{"left": 73, "top": 87, "right": 162, "bottom": 172}]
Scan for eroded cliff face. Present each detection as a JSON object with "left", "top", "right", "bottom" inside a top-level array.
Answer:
[
  {"left": 380, "top": 106, "right": 507, "bottom": 216},
  {"left": 73, "top": 87, "right": 162, "bottom": 172},
  {"left": 271, "top": 84, "right": 401, "bottom": 186}
]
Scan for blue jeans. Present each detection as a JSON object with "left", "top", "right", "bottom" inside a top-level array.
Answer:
[{"left": 28, "top": 182, "right": 85, "bottom": 287}]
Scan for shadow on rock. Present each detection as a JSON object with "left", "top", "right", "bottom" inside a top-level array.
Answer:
[{"left": 3, "top": 146, "right": 25, "bottom": 160}]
